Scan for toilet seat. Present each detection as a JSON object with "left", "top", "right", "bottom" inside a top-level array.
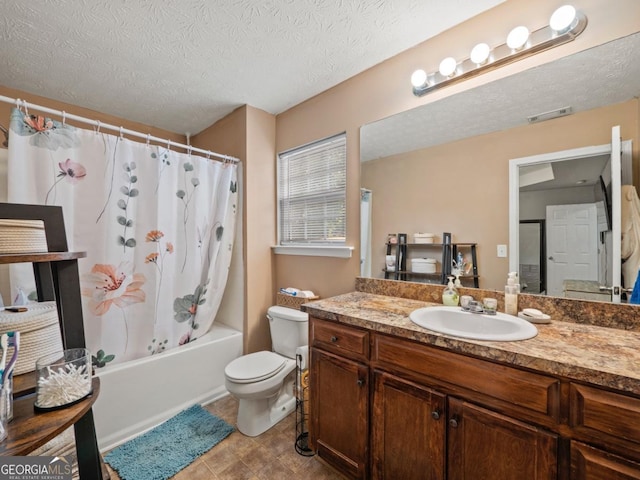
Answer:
[{"left": 225, "top": 351, "right": 287, "bottom": 384}]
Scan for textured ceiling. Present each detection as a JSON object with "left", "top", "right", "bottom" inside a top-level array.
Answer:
[
  {"left": 0, "top": 0, "right": 504, "bottom": 134},
  {"left": 361, "top": 32, "right": 640, "bottom": 162}
]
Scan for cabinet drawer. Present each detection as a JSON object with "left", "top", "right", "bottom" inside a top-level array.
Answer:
[
  {"left": 372, "top": 333, "right": 560, "bottom": 422},
  {"left": 570, "top": 383, "right": 640, "bottom": 447},
  {"left": 571, "top": 441, "right": 640, "bottom": 479},
  {"left": 311, "top": 317, "right": 369, "bottom": 361}
]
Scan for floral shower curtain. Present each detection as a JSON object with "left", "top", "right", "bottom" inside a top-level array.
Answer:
[{"left": 7, "top": 108, "right": 238, "bottom": 368}]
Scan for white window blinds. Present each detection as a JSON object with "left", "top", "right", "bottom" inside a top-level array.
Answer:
[{"left": 278, "top": 133, "right": 347, "bottom": 245}]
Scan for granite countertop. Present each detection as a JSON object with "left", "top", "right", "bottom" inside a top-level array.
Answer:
[{"left": 303, "top": 291, "right": 640, "bottom": 396}]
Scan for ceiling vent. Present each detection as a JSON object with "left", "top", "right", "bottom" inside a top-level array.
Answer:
[{"left": 527, "top": 106, "right": 573, "bottom": 124}]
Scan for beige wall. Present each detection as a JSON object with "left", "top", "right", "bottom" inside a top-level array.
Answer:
[
  {"left": 361, "top": 99, "right": 640, "bottom": 291},
  {"left": 245, "top": 106, "right": 277, "bottom": 353},
  {"left": 275, "top": 0, "right": 640, "bottom": 299}
]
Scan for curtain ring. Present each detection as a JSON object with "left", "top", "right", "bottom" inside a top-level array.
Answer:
[
  {"left": 206, "top": 151, "right": 211, "bottom": 160},
  {"left": 187, "top": 145, "right": 193, "bottom": 157},
  {"left": 95, "top": 120, "right": 101, "bottom": 134},
  {"left": 146, "top": 133, "right": 151, "bottom": 146},
  {"left": 61, "top": 111, "right": 66, "bottom": 125},
  {"left": 22, "top": 99, "right": 29, "bottom": 117},
  {"left": 119, "top": 126, "right": 124, "bottom": 139},
  {"left": 166, "top": 139, "right": 171, "bottom": 151}
]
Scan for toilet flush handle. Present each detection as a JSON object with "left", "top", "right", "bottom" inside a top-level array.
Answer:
[{"left": 267, "top": 314, "right": 273, "bottom": 322}]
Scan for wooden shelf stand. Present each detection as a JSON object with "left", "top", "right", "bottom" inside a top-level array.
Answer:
[
  {"left": 384, "top": 232, "right": 479, "bottom": 287},
  {"left": 0, "top": 203, "right": 104, "bottom": 479}
]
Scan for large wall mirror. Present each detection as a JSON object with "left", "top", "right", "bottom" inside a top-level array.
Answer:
[{"left": 360, "top": 32, "right": 640, "bottom": 303}]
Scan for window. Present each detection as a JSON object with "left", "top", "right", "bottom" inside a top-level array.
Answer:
[{"left": 278, "top": 133, "right": 347, "bottom": 247}]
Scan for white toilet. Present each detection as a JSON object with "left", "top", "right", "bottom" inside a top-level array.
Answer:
[{"left": 224, "top": 305, "right": 308, "bottom": 436}]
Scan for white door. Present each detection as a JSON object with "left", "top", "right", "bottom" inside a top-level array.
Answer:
[{"left": 546, "top": 203, "right": 598, "bottom": 296}]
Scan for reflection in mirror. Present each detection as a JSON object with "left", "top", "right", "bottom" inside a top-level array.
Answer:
[
  {"left": 509, "top": 138, "right": 632, "bottom": 303},
  {"left": 360, "top": 32, "right": 640, "bottom": 303}
]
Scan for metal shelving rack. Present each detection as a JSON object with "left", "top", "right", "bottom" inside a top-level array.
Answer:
[
  {"left": 294, "top": 351, "right": 313, "bottom": 456},
  {"left": 384, "top": 232, "right": 479, "bottom": 287}
]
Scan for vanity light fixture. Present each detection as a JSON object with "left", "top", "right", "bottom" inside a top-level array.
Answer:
[
  {"left": 470, "top": 43, "right": 491, "bottom": 66},
  {"left": 439, "top": 57, "right": 458, "bottom": 77},
  {"left": 411, "top": 4, "right": 587, "bottom": 97},
  {"left": 506, "top": 26, "right": 530, "bottom": 51}
]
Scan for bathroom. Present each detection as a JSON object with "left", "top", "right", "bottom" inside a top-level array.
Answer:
[{"left": 1, "top": 0, "right": 640, "bottom": 478}]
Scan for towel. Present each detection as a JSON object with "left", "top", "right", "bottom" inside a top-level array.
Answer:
[
  {"left": 280, "top": 288, "right": 316, "bottom": 298},
  {"left": 630, "top": 270, "right": 640, "bottom": 304}
]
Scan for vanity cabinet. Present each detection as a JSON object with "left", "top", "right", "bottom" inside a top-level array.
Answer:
[
  {"left": 569, "top": 383, "right": 640, "bottom": 479},
  {"left": 372, "top": 332, "right": 559, "bottom": 480},
  {"left": 371, "top": 371, "right": 446, "bottom": 479},
  {"left": 571, "top": 442, "right": 640, "bottom": 479},
  {"left": 447, "top": 397, "right": 558, "bottom": 480},
  {"left": 309, "top": 314, "right": 640, "bottom": 479},
  {"left": 310, "top": 319, "right": 370, "bottom": 479},
  {"left": 310, "top": 316, "right": 559, "bottom": 479},
  {"left": 371, "top": 371, "right": 557, "bottom": 480}
]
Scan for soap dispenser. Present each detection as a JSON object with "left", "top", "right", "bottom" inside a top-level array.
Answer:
[
  {"left": 504, "top": 272, "right": 519, "bottom": 315},
  {"left": 442, "top": 276, "right": 459, "bottom": 306}
]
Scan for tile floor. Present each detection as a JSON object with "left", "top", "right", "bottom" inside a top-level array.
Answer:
[{"left": 105, "top": 395, "right": 347, "bottom": 480}]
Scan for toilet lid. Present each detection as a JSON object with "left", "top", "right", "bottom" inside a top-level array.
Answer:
[{"left": 225, "top": 351, "right": 287, "bottom": 383}]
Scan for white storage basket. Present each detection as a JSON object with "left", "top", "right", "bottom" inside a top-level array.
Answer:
[
  {"left": 0, "top": 219, "right": 48, "bottom": 254},
  {"left": 0, "top": 301, "right": 63, "bottom": 375}
]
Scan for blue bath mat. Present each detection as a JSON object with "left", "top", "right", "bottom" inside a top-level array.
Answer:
[{"left": 104, "top": 404, "right": 234, "bottom": 480}]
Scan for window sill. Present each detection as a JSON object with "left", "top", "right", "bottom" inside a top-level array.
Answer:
[{"left": 272, "top": 245, "right": 354, "bottom": 258}]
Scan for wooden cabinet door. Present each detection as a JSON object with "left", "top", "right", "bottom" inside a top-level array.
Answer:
[
  {"left": 571, "top": 441, "right": 640, "bottom": 480},
  {"left": 371, "top": 371, "right": 446, "bottom": 480},
  {"left": 447, "top": 397, "right": 558, "bottom": 480},
  {"left": 310, "top": 348, "right": 369, "bottom": 480}
]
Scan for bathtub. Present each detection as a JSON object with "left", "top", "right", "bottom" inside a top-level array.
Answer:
[{"left": 92, "top": 323, "right": 243, "bottom": 451}]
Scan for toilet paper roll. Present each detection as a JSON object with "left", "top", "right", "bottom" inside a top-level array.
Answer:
[{"left": 296, "top": 345, "right": 309, "bottom": 370}]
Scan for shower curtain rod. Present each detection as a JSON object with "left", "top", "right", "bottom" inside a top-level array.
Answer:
[{"left": 0, "top": 94, "right": 239, "bottom": 163}]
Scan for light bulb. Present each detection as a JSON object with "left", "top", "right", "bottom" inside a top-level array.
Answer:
[
  {"left": 470, "top": 43, "right": 491, "bottom": 65},
  {"left": 411, "top": 69, "right": 428, "bottom": 88},
  {"left": 550, "top": 5, "right": 577, "bottom": 33},
  {"left": 507, "top": 26, "right": 530, "bottom": 50},
  {"left": 439, "top": 57, "right": 457, "bottom": 77}
]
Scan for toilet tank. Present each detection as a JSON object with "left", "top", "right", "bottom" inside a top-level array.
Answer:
[{"left": 267, "top": 305, "right": 308, "bottom": 359}]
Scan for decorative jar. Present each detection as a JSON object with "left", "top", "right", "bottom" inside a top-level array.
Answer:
[{"left": 35, "top": 348, "right": 92, "bottom": 410}]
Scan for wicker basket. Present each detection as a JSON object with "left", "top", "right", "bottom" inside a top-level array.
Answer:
[
  {"left": 0, "top": 301, "right": 63, "bottom": 375},
  {"left": 0, "top": 219, "right": 48, "bottom": 254},
  {"left": 276, "top": 292, "right": 320, "bottom": 310}
]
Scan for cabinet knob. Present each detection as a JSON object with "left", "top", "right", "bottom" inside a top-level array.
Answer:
[
  {"left": 449, "top": 417, "right": 459, "bottom": 428},
  {"left": 431, "top": 410, "right": 441, "bottom": 420},
  {"left": 330, "top": 336, "right": 338, "bottom": 343},
  {"left": 357, "top": 378, "right": 365, "bottom": 387}
]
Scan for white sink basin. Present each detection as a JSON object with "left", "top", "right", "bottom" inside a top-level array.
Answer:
[{"left": 409, "top": 306, "right": 537, "bottom": 341}]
